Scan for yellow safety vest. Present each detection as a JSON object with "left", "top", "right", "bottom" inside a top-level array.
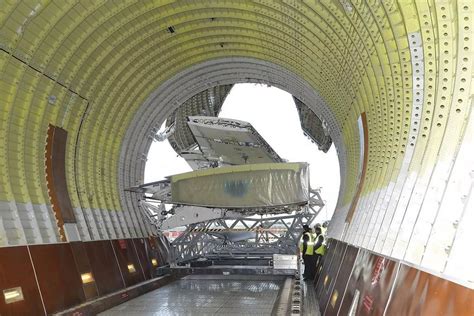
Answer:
[
  {"left": 299, "top": 232, "right": 314, "bottom": 255},
  {"left": 314, "top": 233, "right": 326, "bottom": 255}
]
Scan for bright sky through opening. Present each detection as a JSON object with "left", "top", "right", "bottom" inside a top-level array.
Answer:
[{"left": 145, "top": 84, "right": 340, "bottom": 220}]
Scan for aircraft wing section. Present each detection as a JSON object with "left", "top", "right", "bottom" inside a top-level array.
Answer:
[
  {"left": 170, "top": 162, "right": 309, "bottom": 208},
  {"left": 187, "top": 116, "right": 283, "bottom": 166}
]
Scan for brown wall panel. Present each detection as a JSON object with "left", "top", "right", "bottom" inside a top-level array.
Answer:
[
  {"left": 386, "top": 264, "right": 474, "bottom": 316},
  {"left": 84, "top": 240, "right": 125, "bottom": 296},
  {"left": 151, "top": 235, "right": 170, "bottom": 266},
  {"left": 0, "top": 239, "right": 168, "bottom": 314},
  {"left": 133, "top": 238, "right": 154, "bottom": 280},
  {"left": 315, "top": 239, "right": 339, "bottom": 296},
  {"left": 45, "top": 125, "right": 76, "bottom": 228},
  {"left": 339, "top": 250, "right": 399, "bottom": 316},
  {"left": 0, "top": 246, "right": 44, "bottom": 315},
  {"left": 324, "top": 245, "right": 359, "bottom": 315},
  {"left": 29, "top": 244, "right": 85, "bottom": 314},
  {"left": 69, "top": 242, "right": 99, "bottom": 300},
  {"left": 314, "top": 239, "right": 338, "bottom": 298},
  {"left": 318, "top": 241, "right": 348, "bottom": 312},
  {"left": 112, "top": 239, "right": 146, "bottom": 287},
  {"left": 146, "top": 237, "right": 164, "bottom": 267}
]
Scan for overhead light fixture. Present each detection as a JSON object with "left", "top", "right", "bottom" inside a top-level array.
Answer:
[
  {"left": 81, "top": 272, "right": 95, "bottom": 284},
  {"left": 151, "top": 259, "right": 158, "bottom": 267},
  {"left": 3, "top": 287, "right": 24, "bottom": 304},
  {"left": 127, "top": 264, "right": 136, "bottom": 273}
]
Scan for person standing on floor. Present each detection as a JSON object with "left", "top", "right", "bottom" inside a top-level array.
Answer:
[
  {"left": 313, "top": 225, "right": 326, "bottom": 278},
  {"left": 299, "top": 224, "right": 315, "bottom": 281}
]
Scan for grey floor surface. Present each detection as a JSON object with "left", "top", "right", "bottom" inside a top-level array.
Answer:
[
  {"left": 99, "top": 275, "right": 283, "bottom": 316},
  {"left": 302, "top": 279, "right": 321, "bottom": 316}
]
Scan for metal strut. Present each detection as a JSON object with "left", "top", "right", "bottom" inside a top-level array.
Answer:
[{"left": 140, "top": 188, "right": 324, "bottom": 264}]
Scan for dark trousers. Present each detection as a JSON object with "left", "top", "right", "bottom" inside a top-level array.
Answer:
[{"left": 303, "top": 254, "right": 316, "bottom": 280}]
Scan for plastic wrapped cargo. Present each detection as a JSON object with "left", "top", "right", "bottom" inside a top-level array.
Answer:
[{"left": 170, "top": 162, "right": 309, "bottom": 208}]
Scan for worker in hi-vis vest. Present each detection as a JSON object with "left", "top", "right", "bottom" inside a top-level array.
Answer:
[
  {"left": 321, "top": 220, "right": 329, "bottom": 236},
  {"left": 299, "top": 224, "right": 316, "bottom": 281},
  {"left": 313, "top": 225, "right": 326, "bottom": 278}
]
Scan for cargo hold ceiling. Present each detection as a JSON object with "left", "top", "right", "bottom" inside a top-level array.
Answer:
[{"left": 0, "top": 0, "right": 473, "bottom": 287}]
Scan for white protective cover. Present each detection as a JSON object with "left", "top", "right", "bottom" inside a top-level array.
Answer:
[{"left": 170, "top": 162, "right": 309, "bottom": 208}]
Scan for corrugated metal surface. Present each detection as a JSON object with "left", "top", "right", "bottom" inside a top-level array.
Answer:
[{"left": 166, "top": 85, "right": 233, "bottom": 153}]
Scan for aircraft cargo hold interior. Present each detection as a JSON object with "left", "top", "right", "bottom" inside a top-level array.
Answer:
[{"left": 0, "top": 1, "right": 473, "bottom": 315}]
